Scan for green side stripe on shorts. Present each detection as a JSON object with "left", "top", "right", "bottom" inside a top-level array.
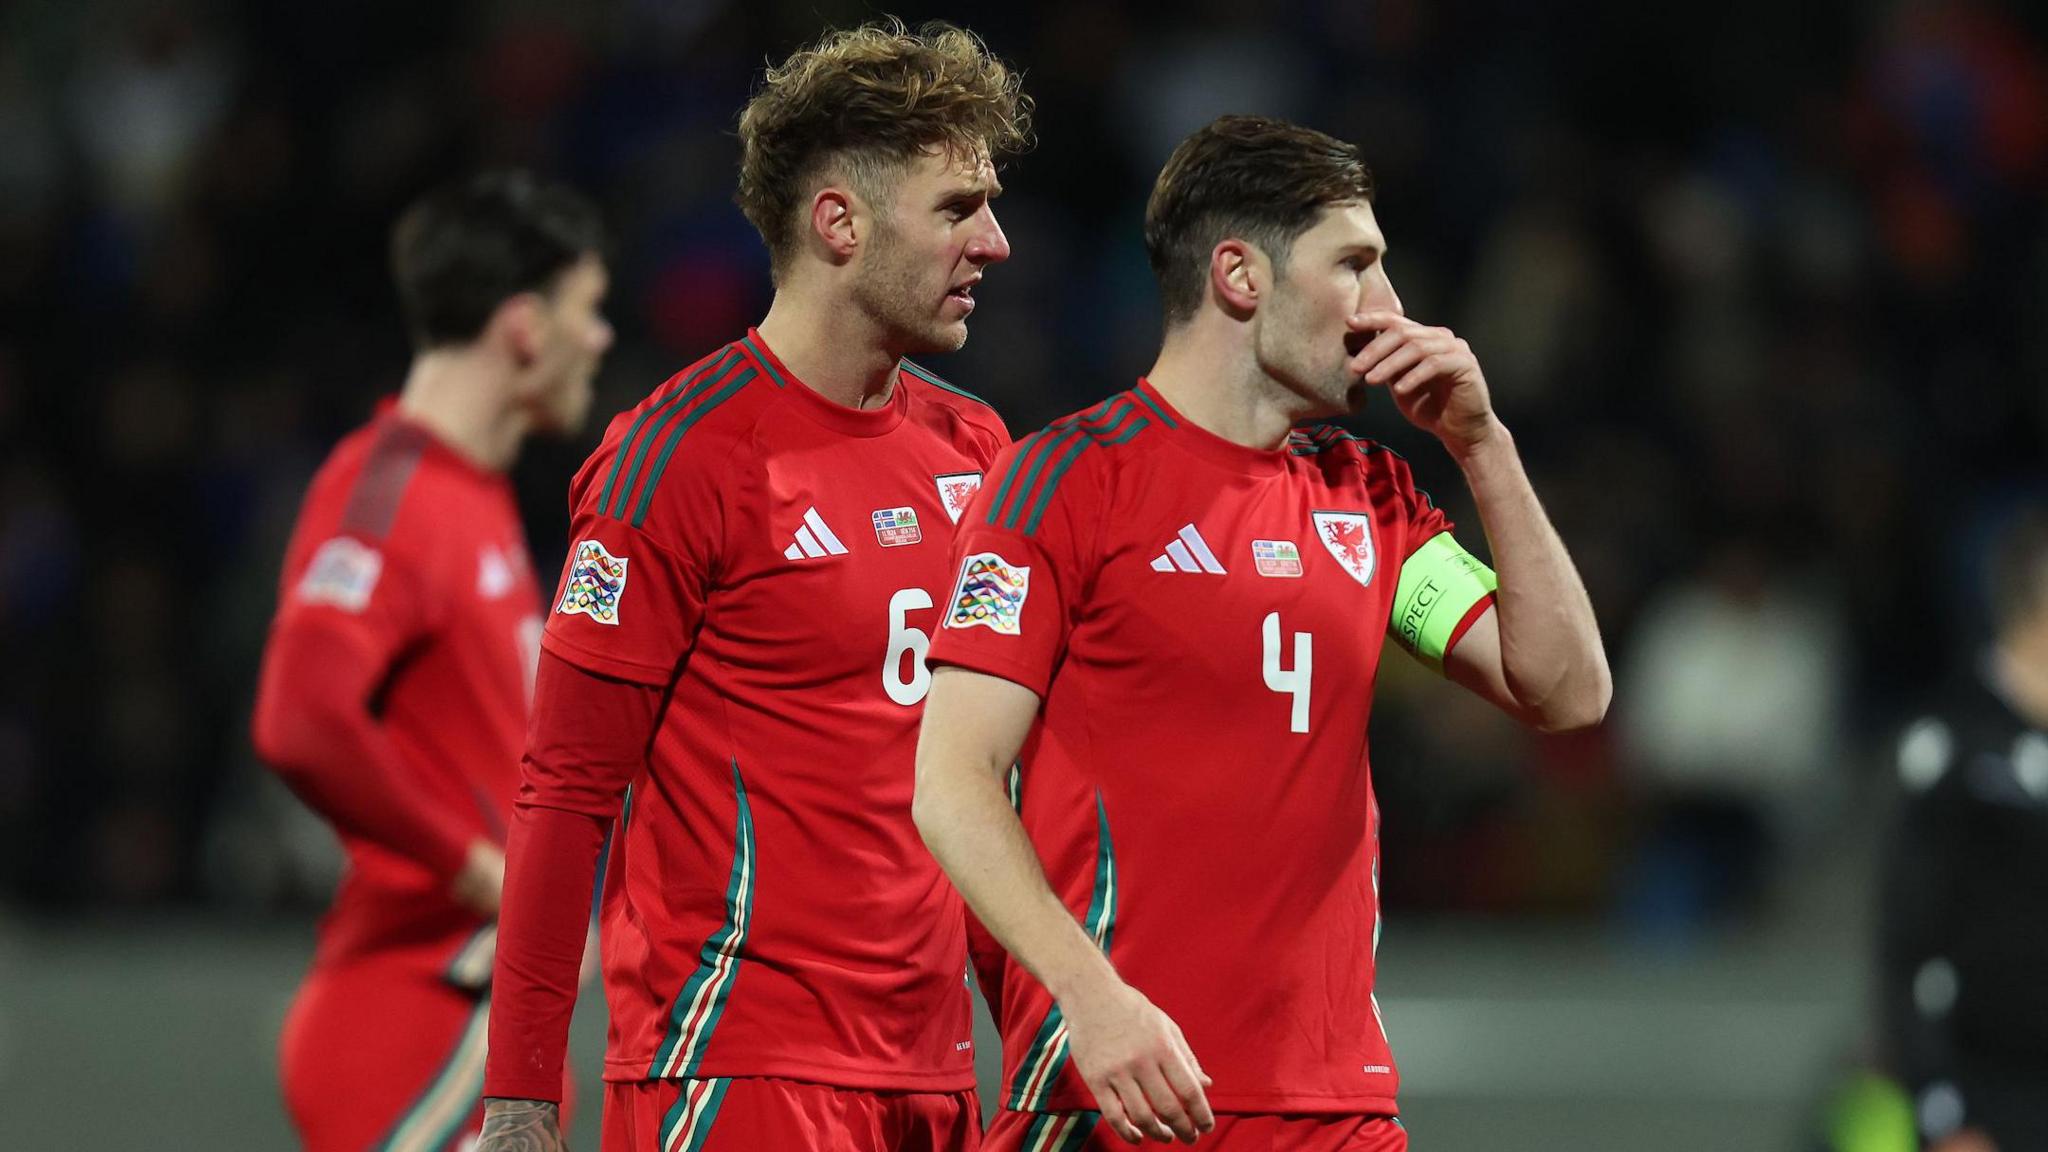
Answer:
[
  {"left": 603, "top": 348, "right": 739, "bottom": 518},
  {"left": 629, "top": 366, "right": 759, "bottom": 528},
  {"left": 373, "top": 997, "right": 490, "bottom": 1152},
  {"left": 649, "top": 761, "right": 756, "bottom": 1078},
  {"left": 1020, "top": 1110, "right": 1102, "bottom": 1152},
  {"left": 900, "top": 358, "right": 995, "bottom": 409},
  {"left": 659, "top": 1076, "right": 732, "bottom": 1152}
]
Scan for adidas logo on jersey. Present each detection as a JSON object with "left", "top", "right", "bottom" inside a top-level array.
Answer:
[
  {"left": 1149, "top": 523, "right": 1226, "bottom": 574},
  {"left": 782, "top": 507, "right": 849, "bottom": 560}
]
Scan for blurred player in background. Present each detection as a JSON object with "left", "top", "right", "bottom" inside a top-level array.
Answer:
[
  {"left": 914, "top": 115, "right": 1610, "bottom": 1151},
  {"left": 251, "top": 170, "right": 612, "bottom": 1152},
  {"left": 1878, "top": 507, "right": 2048, "bottom": 1152},
  {"left": 478, "top": 20, "right": 1028, "bottom": 1152}
]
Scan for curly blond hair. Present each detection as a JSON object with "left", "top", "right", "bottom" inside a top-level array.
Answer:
[{"left": 737, "top": 18, "right": 1033, "bottom": 277}]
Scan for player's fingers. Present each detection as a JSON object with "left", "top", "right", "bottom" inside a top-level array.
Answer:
[
  {"left": 1133, "top": 1061, "right": 1198, "bottom": 1143},
  {"left": 1166, "top": 1019, "right": 1215, "bottom": 1089},
  {"left": 1158, "top": 1046, "right": 1216, "bottom": 1134},
  {"left": 1348, "top": 309, "right": 1408, "bottom": 333},
  {"left": 1110, "top": 1072, "right": 1175, "bottom": 1143},
  {"left": 1345, "top": 324, "right": 1406, "bottom": 373},
  {"left": 1391, "top": 353, "right": 1454, "bottom": 396},
  {"left": 1092, "top": 1077, "right": 1145, "bottom": 1144},
  {"left": 1363, "top": 340, "right": 1430, "bottom": 385}
]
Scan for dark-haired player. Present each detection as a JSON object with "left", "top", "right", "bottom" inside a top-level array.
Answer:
[
  {"left": 478, "top": 20, "right": 1031, "bottom": 1152},
  {"left": 915, "top": 115, "right": 1611, "bottom": 1151},
  {"left": 252, "top": 170, "right": 612, "bottom": 1152},
  {"left": 1880, "top": 507, "right": 2048, "bottom": 1152}
]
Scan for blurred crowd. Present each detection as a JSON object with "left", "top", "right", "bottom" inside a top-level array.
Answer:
[{"left": 1, "top": 0, "right": 2044, "bottom": 926}]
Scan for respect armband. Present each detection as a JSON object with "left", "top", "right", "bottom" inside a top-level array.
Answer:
[{"left": 1388, "top": 532, "right": 1498, "bottom": 673}]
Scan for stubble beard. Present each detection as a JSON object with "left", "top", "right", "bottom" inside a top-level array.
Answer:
[
  {"left": 851, "top": 221, "right": 963, "bottom": 356},
  {"left": 1254, "top": 287, "right": 1355, "bottom": 419}
]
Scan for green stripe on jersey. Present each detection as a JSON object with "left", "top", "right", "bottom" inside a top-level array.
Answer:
[
  {"left": 900, "top": 358, "right": 995, "bottom": 409},
  {"left": 629, "top": 366, "right": 759, "bottom": 528},
  {"left": 739, "top": 333, "right": 789, "bottom": 389},
  {"left": 1129, "top": 387, "right": 1178, "bottom": 428},
  {"left": 1020, "top": 407, "right": 1149, "bottom": 536},
  {"left": 1008, "top": 794, "right": 1117, "bottom": 1110},
  {"left": 988, "top": 396, "right": 1131, "bottom": 527},
  {"left": 996, "top": 398, "right": 1141, "bottom": 533},
  {"left": 649, "top": 761, "right": 756, "bottom": 1078},
  {"left": 603, "top": 348, "right": 739, "bottom": 518}
]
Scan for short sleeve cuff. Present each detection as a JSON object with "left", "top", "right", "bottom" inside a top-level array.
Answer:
[{"left": 539, "top": 628, "right": 676, "bottom": 688}]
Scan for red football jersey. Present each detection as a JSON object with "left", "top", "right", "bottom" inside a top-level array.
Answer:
[
  {"left": 927, "top": 379, "right": 1495, "bottom": 1116},
  {"left": 541, "top": 330, "right": 1008, "bottom": 1090},
  {"left": 264, "top": 411, "right": 542, "bottom": 977}
]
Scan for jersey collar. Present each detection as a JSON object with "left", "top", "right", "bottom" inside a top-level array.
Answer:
[
  {"left": 741, "top": 328, "right": 909, "bottom": 438},
  {"left": 1134, "top": 378, "right": 1290, "bottom": 478}
]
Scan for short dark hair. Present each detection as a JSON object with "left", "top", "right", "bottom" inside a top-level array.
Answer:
[
  {"left": 736, "top": 18, "right": 1033, "bottom": 279},
  {"left": 390, "top": 170, "right": 605, "bottom": 350},
  {"left": 1990, "top": 506, "right": 2048, "bottom": 637},
  {"left": 1144, "top": 115, "right": 1374, "bottom": 327}
]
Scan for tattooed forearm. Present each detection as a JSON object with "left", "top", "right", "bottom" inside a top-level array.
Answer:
[{"left": 476, "top": 1099, "right": 566, "bottom": 1152}]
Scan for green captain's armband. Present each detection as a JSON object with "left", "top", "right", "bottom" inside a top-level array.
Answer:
[{"left": 1388, "top": 532, "right": 1498, "bottom": 673}]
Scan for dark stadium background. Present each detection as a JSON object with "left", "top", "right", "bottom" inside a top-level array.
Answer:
[{"left": 2, "top": 1, "right": 2044, "bottom": 1148}]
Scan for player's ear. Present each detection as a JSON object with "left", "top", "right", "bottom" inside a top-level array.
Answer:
[
  {"left": 1209, "top": 239, "right": 1261, "bottom": 319},
  {"left": 809, "top": 186, "right": 860, "bottom": 265},
  {"left": 489, "top": 293, "right": 549, "bottom": 368}
]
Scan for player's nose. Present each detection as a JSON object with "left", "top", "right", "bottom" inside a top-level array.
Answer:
[{"left": 967, "top": 210, "right": 1011, "bottom": 266}]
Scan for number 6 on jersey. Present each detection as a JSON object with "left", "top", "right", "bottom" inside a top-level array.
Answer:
[
  {"left": 1262, "top": 611, "right": 1313, "bottom": 733},
  {"left": 885, "top": 587, "right": 936, "bottom": 705}
]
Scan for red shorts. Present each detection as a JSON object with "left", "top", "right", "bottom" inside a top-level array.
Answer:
[
  {"left": 982, "top": 1109, "right": 1407, "bottom": 1152},
  {"left": 602, "top": 1077, "right": 979, "bottom": 1152},
  {"left": 279, "top": 958, "right": 573, "bottom": 1152}
]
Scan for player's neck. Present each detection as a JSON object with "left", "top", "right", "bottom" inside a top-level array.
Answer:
[
  {"left": 1147, "top": 328, "right": 1300, "bottom": 452},
  {"left": 755, "top": 289, "right": 902, "bottom": 412},
  {"left": 1991, "top": 637, "right": 2048, "bottom": 730},
  {"left": 396, "top": 349, "right": 530, "bottom": 473}
]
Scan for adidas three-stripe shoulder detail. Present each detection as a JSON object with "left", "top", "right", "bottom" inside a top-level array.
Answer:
[
  {"left": 987, "top": 392, "right": 1154, "bottom": 537},
  {"left": 598, "top": 345, "right": 759, "bottom": 528},
  {"left": 1288, "top": 425, "right": 1437, "bottom": 510},
  {"left": 899, "top": 358, "right": 995, "bottom": 411}
]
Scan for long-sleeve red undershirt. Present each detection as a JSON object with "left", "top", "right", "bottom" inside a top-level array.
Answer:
[
  {"left": 251, "top": 620, "right": 474, "bottom": 879},
  {"left": 484, "top": 648, "right": 662, "bottom": 1102}
]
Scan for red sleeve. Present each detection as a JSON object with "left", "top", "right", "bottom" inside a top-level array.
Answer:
[
  {"left": 251, "top": 537, "right": 471, "bottom": 878},
  {"left": 925, "top": 441, "right": 1094, "bottom": 698},
  {"left": 541, "top": 489, "right": 714, "bottom": 688},
  {"left": 485, "top": 648, "right": 661, "bottom": 1102}
]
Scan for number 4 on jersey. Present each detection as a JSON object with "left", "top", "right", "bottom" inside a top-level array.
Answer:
[{"left": 1262, "top": 612, "right": 1313, "bottom": 733}]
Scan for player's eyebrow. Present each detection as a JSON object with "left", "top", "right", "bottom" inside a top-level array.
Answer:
[{"left": 936, "top": 178, "right": 1001, "bottom": 209}]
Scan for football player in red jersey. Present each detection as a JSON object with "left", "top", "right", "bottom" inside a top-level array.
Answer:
[
  {"left": 478, "top": 20, "right": 1031, "bottom": 1152},
  {"left": 915, "top": 115, "right": 1612, "bottom": 1151},
  {"left": 251, "top": 170, "right": 612, "bottom": 1152}
]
